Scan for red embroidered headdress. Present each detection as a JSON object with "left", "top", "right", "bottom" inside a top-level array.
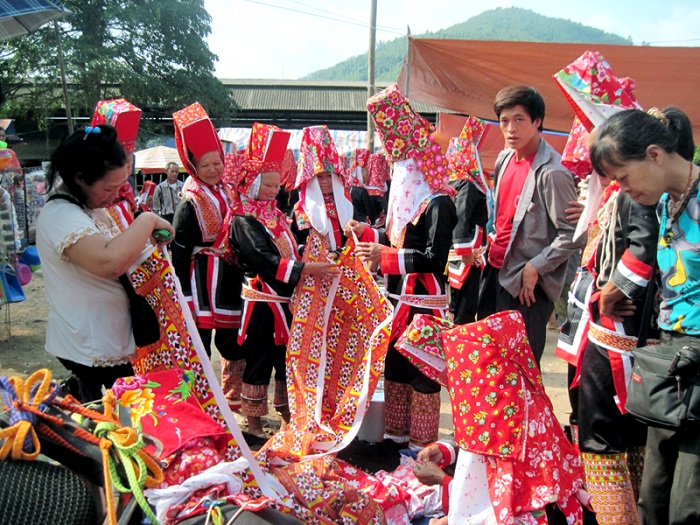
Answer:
[
  {"left": 238, "top": 122, "right": 291, "bottom": 198},
  {"left": 91, "top": 98, "right": 142, "bottom": 155},
  {"left": 173, "top": 102, "right": 225, "bottom": 178}
]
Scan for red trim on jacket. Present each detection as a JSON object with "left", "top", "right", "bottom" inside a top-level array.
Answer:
[{"left": 380, "top": 247, "right": 402, "bottom": 275}]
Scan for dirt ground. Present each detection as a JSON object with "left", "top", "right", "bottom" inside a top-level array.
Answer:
[{"left": 0, "top": 270, "right": 572, "bottom": 437}]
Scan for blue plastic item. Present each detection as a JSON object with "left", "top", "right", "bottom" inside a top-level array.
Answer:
[
  {"left": 0, "top": 263, "right": 26, "bottom": 303},
  {"left": 20, "top": 245, "right": 41, "bottom": 271}
]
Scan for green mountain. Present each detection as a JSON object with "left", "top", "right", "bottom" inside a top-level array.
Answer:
[{"left": 303, "top": 7, "right": 630, "bottom": 81}]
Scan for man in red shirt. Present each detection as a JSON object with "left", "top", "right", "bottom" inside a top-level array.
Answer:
[{"left": 477, "top": 86, "right": 581, "bottom": 363}]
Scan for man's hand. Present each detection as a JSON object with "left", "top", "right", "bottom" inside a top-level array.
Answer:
[
  {"left": 599, "top": 280, "right": 635, "bottom": 321},
  {"left": 518, "top": 262, "right": 539, "bottom": 307}
]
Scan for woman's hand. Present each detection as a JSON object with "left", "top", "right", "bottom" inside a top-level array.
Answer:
[
  {"left": 416, "top": 443, "right": 445, "bottom": 465},
  {"left": 343, "top": 219, "right": 368, "bottom": 239},
  {"left": 599, "top": 280, "right": 635, "bottom": 321},
  {"left": 413, "top": 461, "right": 447, "bottom": 486},
  {"left": 301, "top": 262, "right": 340, "bottom": 279},
  {"left": 461, "top": 253, "right": 476, "bottom": 266},
  {"left": 149, "top": 215, "right": 175, "bottom": 245},
  {"left": 354, "top": 242, "right": 383, "bottom": 265}
]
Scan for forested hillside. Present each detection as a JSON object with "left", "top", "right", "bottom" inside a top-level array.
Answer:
[{"left": 304, "top": 7, "right": 630, "bottom": 81}]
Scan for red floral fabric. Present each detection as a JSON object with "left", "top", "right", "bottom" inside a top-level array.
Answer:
[
  {"left": 553, "top": 50, "right": 641, "bottom": 132},
  {"left": 280, "top": 149, "right": 298, "bottom": 191},
  {"left": 367, "top": 84, "right": 451, "bottom": 194},
  {"left": 112, "top": 368, "right": 230, "bottom": 462},
  {"left": 447, "top": 115, "right": 489, "bottom": 194},
  {"left": 396, "top": 311, "right": 586, "bottom": 524},
  {"left": 561, "top": 117, "right": 593, "bottom": 179},
  {"left": 367, "top": 153, "right": 390, "bottom": 196}
]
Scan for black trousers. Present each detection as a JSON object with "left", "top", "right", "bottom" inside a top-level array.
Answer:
[
  {"left": 449, "top": 265, "right": 482, "bottom": 325},
  {"left": 638, "top": 425, "right": 700, "bottom": 525},
  {"left": 199, "top": 327, "right": 242, "bottom": 361},
  {"left": 240, "top": 305, "right": 286, "bottom": 386},
  {"left": 57, "top": 358, "right": 134, "bottom": 403},
  {"left": 477, "top": 262, "right": 553, "bottom": 364},
  {"left": 578, "top": 341, "right": 647, "bottom": 453}
]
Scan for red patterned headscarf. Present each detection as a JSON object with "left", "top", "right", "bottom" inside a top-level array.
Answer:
[
  {"left": 294, "top": 125, "right": 346, "bottom": 190},
  {"left": 446, "top": 115, "right": 489, "bottom": 195},
  {"left": 367, "top": 83, "right": 452, "bottom": 194},
  {"left": 347, "top": 148, "right": 370, "bottom": 188},
  {"left": 173, "top": 103, "right": 231, "bottom": 243},
  {"left": 279, "top": 149, "right": 298, "bottom": 192},
  {"left": 366, "top": 153, "right": 390, "bottom": 196}
]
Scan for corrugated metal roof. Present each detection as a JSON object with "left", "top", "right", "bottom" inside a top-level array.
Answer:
[{"left": 221, "top": 79, "right": 451, "bottom": 114}]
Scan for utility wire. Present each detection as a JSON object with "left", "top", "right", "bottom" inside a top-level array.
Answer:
[
  {"left": 282, "top": 0, "right": 404, "bottom": 32},
  {"left": 242, "top": 0, "right": 406, "bottom": 37}
]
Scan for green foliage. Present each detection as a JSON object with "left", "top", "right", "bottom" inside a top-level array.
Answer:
[
  {"left": 304, "top": 7, "right": 630, "bottom": 82},
  {"left": 0, "top": 0, "right": 236, "bottom": 135}
]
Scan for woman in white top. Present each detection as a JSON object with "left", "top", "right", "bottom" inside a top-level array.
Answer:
[{"left": 36, "top": 124, "right": 174, "bottom": 401}]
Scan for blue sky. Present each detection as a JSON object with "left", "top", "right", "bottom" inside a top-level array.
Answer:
[{"left": 204, "top": 0, "right": 700, "bottom": 79}]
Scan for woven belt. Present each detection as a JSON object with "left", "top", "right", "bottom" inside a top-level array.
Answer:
[
  {"left": 242, "top": 284, "right": 290, "bottom": 303},
  {"left": 387, "top": 292, "right": 447, "bottom": 310},
  {"left": 589, "top": 322, "right": 659, "bottom": 353}
]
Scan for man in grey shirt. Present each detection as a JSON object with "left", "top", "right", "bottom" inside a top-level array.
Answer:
[
  {"left": 152, "top": 162, "right": 184, "bottom": 224},
  {"left": 477, "top": 85, "right": 581, "bottom": 363}
]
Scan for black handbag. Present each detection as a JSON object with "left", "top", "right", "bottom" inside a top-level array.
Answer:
[
  {"left": 118, "top": 273, "right": 161, "bottom": 347},
  {"left": 624, "top": 258, "right": 700, "bottom": 429},
  {"left": 625, "top": 342, "right": 700, "bottom": 429}
]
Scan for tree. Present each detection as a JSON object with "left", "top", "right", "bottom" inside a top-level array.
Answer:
[{"left": 0, "top": 0, "right": 235, "bottom": 135}]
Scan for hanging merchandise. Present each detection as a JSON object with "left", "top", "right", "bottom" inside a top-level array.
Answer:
[
  {"left": 0, "top": 184, "right": 21, "bottom": 261},
  {"left": 23, "top": 167, "right": 47, "bottom": 245}
]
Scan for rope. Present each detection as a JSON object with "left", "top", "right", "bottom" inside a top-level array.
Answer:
[
  {"left": 224, "top": 501, "right": 251, "bottom": 525},
  {"left": 95, "top": 421, "right": 163, "bottom": 525},
  {"left": 1, "top": 371, "right": 164, "bottom": 525},
  {"left": 0, "top": 369, "right": 58, "bottom": 460},
  {"left": 596, "top": 189, "right": 619, "bottom": 291},
  {"left": 203, "top": 497, "right": 227, "bottom": 525}
]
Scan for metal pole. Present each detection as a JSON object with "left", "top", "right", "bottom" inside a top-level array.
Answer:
[
  {"left": 367, "top": 0, "right": 377, "bottom": 152},
  {"left": 54, "top": 21, "right": 74, "bottom": 134},
  {"left": 405, "top": 26, "right": 411, "bottom": 96}
]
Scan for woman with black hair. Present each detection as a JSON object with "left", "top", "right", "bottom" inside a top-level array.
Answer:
[
  {"left": 36, "top": 124, "right": 174, "bottom": 402},
  {"left": 591, "top": 106, "right": 700, "bottom": 525}
]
